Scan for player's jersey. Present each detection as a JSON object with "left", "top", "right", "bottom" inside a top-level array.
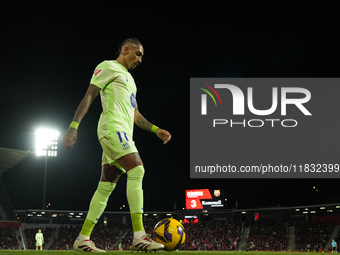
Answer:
[
  {"left": 35, "top": 233, "right": 44, "bottom": 242},
  {"left": 90, "top": 60, "right": 137, "bottom": 140}
]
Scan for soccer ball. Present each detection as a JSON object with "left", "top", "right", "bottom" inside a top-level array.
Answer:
[{"left": 153, "top": 218, "right": 186, "bottom": 251}]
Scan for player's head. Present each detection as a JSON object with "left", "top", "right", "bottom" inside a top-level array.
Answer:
[
  {"left": 117, "top": 37, "right": 144, "bottom": 70},
  {"left": 38, "top": 229, "right": 41, "bottom": 233}
]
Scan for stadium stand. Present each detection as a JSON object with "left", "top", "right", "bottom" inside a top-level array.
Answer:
[
  {"left": 0, "top": 228, "right": 19, "bottom": 249},
  {"left": 183, "top": 221, "right": 242, "bottom": 251},
  {"left": 49, "top": 225, "right": 81, "bottom": 250},
  {"left": 0, "top": 179, "right": 16, "bottom": 221},
  {"left": 294, "top": 221, "right": 333, "bottom": 252},
  {"left": 0, "top": 148, "right": 31, "bottom": 221},
  {"left": 1, "top": 218, "right": 340, "bottom": 251},
  {"left": 244, "top": 222, "right": 288, "bottom": 251}
]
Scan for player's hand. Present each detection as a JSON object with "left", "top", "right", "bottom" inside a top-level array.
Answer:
[
  {"left": 156, "top": 128, "right": 171, "bottom": 144},
  {"left": 62, "top": 128, "right": 78, "bottom": 150}
]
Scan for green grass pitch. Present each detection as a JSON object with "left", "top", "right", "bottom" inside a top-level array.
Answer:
[{"left": 0, "top": 251, "right": 316, "bottom": 255}]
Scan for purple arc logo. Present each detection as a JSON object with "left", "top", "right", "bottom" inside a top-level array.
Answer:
[{"left": 197, "top": 82, "right": 222, "bottom": 115}]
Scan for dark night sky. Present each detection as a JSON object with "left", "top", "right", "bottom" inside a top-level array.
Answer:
[{"left": 1, "top": 3, "right": 339, "bottom": 212}]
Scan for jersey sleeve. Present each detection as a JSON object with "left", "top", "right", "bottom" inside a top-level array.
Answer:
[{"left": 90, "top": 61, "right": 115, "bottom": 90}]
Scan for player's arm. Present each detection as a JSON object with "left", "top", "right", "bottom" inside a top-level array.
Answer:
[
  {"left": 62, "top": 84, "right": 101, "bottom": 150},
  {"left": 134, "top": 100, "right": 171, "bottom": 144}
]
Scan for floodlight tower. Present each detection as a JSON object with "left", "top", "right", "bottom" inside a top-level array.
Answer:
[{"left": 35, "top": 128, "right": 59, "bottom": 209}]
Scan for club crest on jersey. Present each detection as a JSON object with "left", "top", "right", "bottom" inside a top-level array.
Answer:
[
  {"left": 122, "top": 142, "right": 130, "bottom": 150},
  {"left": 130, "top": 93, "right": 136, "bottom": 108},
  {"left": 93, "top": 69, "right": 102, "bottom": 77}
]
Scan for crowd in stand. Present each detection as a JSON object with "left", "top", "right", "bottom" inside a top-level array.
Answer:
[
  {"left": 49, "top": 225, "right": 81, "bottom": 250},
  {"left": 119, "top": 220, "right": 242, "bottom": 251},
  {"left": 90, "top": 224, "right": 126, "bottom": 250},
  {"left": 0, "top": 220, "right": 338, "bottom": 251},
  {"left": 183, "top": 221, "right": 242, "bottom": 251},
  {"left": 294, "top": 221, "right": 333, "bottom": 252},
  {"left": 0, "top": 228, "right": 18, "bottom": 249},
  {"left": 244, "top": 222, "right": 287, "bottom": 251},
  {"left": 119, "top": 225, "right": 133, "bottom": 251}
]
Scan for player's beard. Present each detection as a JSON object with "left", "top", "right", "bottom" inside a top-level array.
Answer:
[
  {"left": 129, "top": 65, "right": 138, "bottom": 71},
  {"left": 128, "top": 62, "right": 139, "bottom": 71}
]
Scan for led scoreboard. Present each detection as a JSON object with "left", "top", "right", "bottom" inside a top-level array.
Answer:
[{"left": 185, "top": 189, "right": 224, "bottom": 210}]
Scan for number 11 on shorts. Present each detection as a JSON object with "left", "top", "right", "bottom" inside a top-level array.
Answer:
[{"left": 116, "top": 132, "right": 129, "bottom": 143}]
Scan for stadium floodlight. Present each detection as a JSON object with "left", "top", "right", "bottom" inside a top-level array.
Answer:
[
  {"left": 35, "top": 128, "right": 59, "bottom": 157},
  {"left": 35, "top": 128, "right": 59, "bottom": 209}
]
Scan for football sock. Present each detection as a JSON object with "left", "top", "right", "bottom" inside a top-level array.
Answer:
[
  {"left": 80, "top": 181, "right": 116, "bottom": 237},
  {"left": 77, "top": 233, "right": 90, "bottom": 242},
  {"left": 131, "top": 214, "right": 146, "bottom": 239},
  {"left": 134, "top": 229, "right": 146, "bottom": 239},
  {"left": 126, "top": 165, "right": 145, "bottom": 234},
  {"left": 78, "top": 220, "right": 93, "bottom": 240}
]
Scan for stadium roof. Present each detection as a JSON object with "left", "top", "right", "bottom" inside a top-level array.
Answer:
[{"left": 0, "top": 147, "right": 32, "bottom": 175}]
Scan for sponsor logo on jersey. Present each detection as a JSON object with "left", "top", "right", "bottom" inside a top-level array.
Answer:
[
  {"left": 130, "top": 93, "right": 136, "bottom": 108},
  {"left": 94, "top": 69, "right": 102, "bottom": 77}
]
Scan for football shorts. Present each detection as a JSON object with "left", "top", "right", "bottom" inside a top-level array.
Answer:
[{"left": 99, "top": 131, "right": 138, "bottom": 172}]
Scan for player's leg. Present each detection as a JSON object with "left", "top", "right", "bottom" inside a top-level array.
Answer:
[
  {"left": 79, "top": 164, "right": 121, "bottom": 237},
  {"left": 117, "top": 153, "right": 164, "bottom": 251},
  {"left": 36, "top": 242, "right": 41, "bottom": 250},
  {"left": 74, "top": 164, "right": 122, "bottom": 252},
  {"left": 117, "top": 153, "right": 144, "bottom": 236},
  {"left": 74, "top": 135, "right": 124, "bottom": 252}
]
